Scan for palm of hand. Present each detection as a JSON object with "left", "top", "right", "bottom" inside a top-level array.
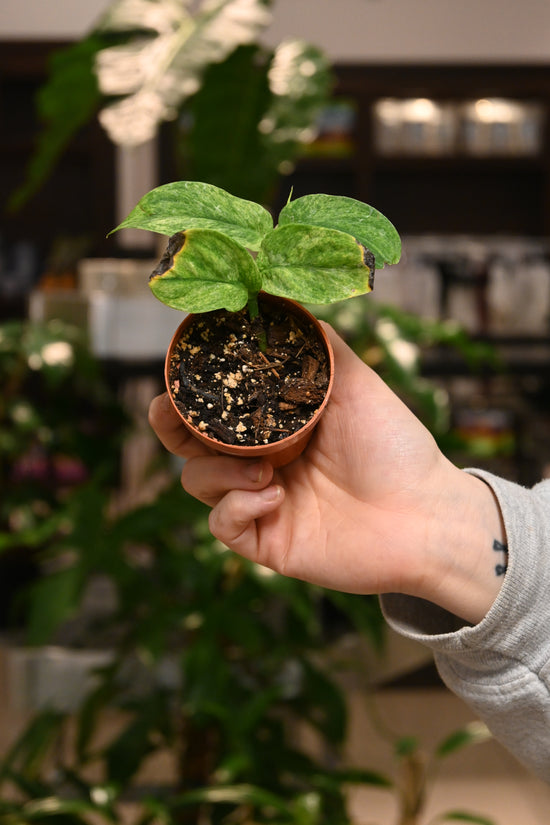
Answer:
[{"left": 236, "top": 330, "right": 444, "bottom": 595}]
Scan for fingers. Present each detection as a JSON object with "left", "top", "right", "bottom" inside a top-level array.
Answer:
[
  {"left": 181, "top": 455, "right": 274, "bottom": 507},
  {"left": 208, "top": 485, "right": 284, "bottom": 560},
  {"left": 148, "top": 393, "right": 210, "bottom": 460}
]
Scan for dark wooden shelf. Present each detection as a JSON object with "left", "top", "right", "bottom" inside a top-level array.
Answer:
[
  {"left": 421, "top": 335, "right": 550, "bottom": 377},
  {"left": 280, "top": 62, "right": 550, "bottom": 237},
  {"left": 372, "top": 154, "right": 545, "bottom": 171}
]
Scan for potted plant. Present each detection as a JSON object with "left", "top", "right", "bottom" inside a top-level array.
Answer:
[{"left": 111, "top": 180, "right": 402, "bottom": 465}]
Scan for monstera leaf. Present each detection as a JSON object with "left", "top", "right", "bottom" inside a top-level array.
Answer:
[
  {"left": 96, "top": 0, "right": 273, "bottom": 145},
  {"left": 9, "top": 0, "right": 276, "bottom": 207}
]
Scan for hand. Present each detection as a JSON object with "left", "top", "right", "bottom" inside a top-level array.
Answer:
[{"left": 149, "top": 325, "right": 505, "bottom": 623}]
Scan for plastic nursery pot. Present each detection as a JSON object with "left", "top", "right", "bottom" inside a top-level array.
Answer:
[{"left": 164, "top": 293, "right": 334, "bottom": 468}]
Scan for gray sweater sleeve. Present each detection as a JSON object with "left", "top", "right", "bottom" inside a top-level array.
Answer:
[{"left": 380, "top": 470, "right": 550, "bottom": 783}]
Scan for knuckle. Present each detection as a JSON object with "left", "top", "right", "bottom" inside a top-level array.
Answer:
[
  {"left": 180, "top": 461, "right": 198, "bottom": 496},
  {"left": 208, "top": 505, "right": 226, "bottom": 542}
]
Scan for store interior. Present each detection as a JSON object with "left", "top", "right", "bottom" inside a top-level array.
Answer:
[{"left": 1, "top": 2, "right": 550, "bottom": 823}]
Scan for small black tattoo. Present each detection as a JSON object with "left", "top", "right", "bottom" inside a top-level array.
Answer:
[{"left": 493, "top": 538, "right": 508, "bottom": 576}]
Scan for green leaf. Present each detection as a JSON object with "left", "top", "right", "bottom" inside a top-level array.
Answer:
[
  {"left": 8, "top": 35, "right": 105, "bottom": 210},
  {"left": 26, "top": 565, "right": 82, "bottom": 645},
  {"left": 22, "top": 796, "right": 116, "bottom": 821},
  {"left": 279, "top": 193, "right": 401, "bottom": 269},
  {"left": 170, "top": 783, "right": 291, "bottom": 814},
  {"left": 96, "top": 0, "right": 273, "bottom": 147},
  {"left": 437, "top": 812, "right": 496, "bottom": 825},
  {"left": 0, "top": 710, "right": 63, "bottom": 781},
  {"left": 180, "top": 45, "right": 275, "bottom": 203},
  {"left": 318, "top": 766, "right": 393, "bottom": 789},
  {"left": 104, "top": 697, "right": 164, "bottom": 785},
  {"left": 257, "top": 224, "right": 374, "bottom": 304},
  {"left": 395, "top": 735, "right": 419, "bottom": 757},
  {"left": 149, "top": 228, "right": 261, "bottom": 313},
  {"left": 181, "top": 42, "right": 331, "bottom": 204},
  {"left": 435, "top": 722, "right": 492, "bottom": 758},
  {"left": 111, "top": 181, "right": 273, "bottom": 250},
  {"left": 291, "top": 659, "right": 347, "bottom": 744}
]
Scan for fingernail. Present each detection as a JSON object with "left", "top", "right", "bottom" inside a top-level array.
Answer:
[
  {"left": 259, "top": 485, "right": 281, "bottom": 503},
  {"left": 244, "top": 461, "right": 264, "bottom": 483}
]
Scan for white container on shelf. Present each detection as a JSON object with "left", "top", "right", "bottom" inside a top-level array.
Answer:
[{"left": 29, "top": 258, "right": 184, "bottom": 361}]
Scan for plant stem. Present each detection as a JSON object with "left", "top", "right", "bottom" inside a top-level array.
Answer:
[
  {"left": 397, "top": 752, "right": 427, "bottom": 825},
  {"left": 247, "top": 293, "right": 260, "bottom": 320},
  {"left": 247, "top": 293, "right": 267, "bottom": 352}
]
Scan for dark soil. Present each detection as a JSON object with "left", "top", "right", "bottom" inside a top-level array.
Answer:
[{"left": 168, "top": 298, "right": 329, "bottom": 447}]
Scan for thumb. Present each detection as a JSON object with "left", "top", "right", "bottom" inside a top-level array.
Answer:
[{"left": 208, "top": 485, "right": 284, "bottom": 561}]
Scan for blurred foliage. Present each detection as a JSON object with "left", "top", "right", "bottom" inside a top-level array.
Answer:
[
  {"left": 0, "top": 317, "right": 386, "bottom": 823},
  {"left": 9, "top": 0, "right": 332, "bottom": 211},
  {"left": 171, "top": 41, "right": 331, "bottom": 202},
  {"left": 0, "top": 319, "right": 126, "bottom": 630},
  {"left": 315, "top": 297, "right": 499, "bottom": 439},
  {"left": 0, "top": 313, "right": 498, "bottom": 824}
]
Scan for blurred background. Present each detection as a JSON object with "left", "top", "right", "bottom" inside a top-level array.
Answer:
[{"left": 1, "top": 1, "right": 550, "bottom": 823}]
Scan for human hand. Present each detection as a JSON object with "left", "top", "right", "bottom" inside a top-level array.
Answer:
[{"left": 149, "top": 325, "right": 505, "bottom": 623}]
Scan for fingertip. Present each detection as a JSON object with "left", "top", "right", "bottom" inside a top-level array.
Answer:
[
  {"left": 258, "top": 484, "right": 283, "bottom": 505},
  {"left": 148, "top": 393, "right": 207, "bottom": 459},
  {"left": 148, "top": 392, "right": 175, "bottom": 427}
]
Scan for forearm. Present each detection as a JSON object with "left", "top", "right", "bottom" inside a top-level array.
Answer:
[{"left": 382, "top": 473, "right": 550, "bottom": 782}]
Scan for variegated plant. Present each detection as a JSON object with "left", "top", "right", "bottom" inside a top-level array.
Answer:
[
  {"left": 95, "top": 0, "right": 275, "bottom": 145},
  {"left": 111, "top": 181, "right": 402, "bottom": 318}
]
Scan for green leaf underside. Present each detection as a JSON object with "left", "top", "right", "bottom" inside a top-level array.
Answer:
[
  {"left": 112, "top": 181, "right": 273, "bottom": 251},
  {"left": 257, "top": 224, "right": 374, "bottom": 304},
  {"left": 149, "top": 228, "right": 261, "bottom": 313},
  {"left": 279, "top": 193, "right": 401, "bottom": 268},
  {"left": 440, "top": 813, "right": 495, "bottom": 825}
]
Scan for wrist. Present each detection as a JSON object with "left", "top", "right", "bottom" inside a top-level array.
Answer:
[{"left": 406, "top": 459, "right": 507, "bottom": 625}]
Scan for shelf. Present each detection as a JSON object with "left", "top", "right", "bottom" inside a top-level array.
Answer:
[
  {"left": 372, "top": 154, "right": 545, "bottom": 171},
  {"left": 421, "top": 335, "right": 550, "bottom": 377},
  {"left": 295, "top": 155, "right": 355, "bottom": 172}
]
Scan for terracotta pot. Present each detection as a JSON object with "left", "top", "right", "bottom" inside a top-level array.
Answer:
[{"left": 164, "top": 294, "right": 334, "bottom": 467}]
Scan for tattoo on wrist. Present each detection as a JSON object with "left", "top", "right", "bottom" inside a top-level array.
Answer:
[{"left": 493, "top": 538, "right": 508, "bottom": 576}]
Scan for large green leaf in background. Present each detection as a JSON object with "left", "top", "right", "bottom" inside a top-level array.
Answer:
[
  {"left": 96, "top": 0, "right": 274, "bottom": 146},
  {"left": 180, "top": 42, "right": 332, "bottom": 203},
  {"left": 9, "top": 0, "right": 280, "bottom": 210}
]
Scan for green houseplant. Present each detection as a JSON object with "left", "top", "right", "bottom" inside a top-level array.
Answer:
[{"left": 110, "top": 180, "right": 401, "bottom": 464}]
